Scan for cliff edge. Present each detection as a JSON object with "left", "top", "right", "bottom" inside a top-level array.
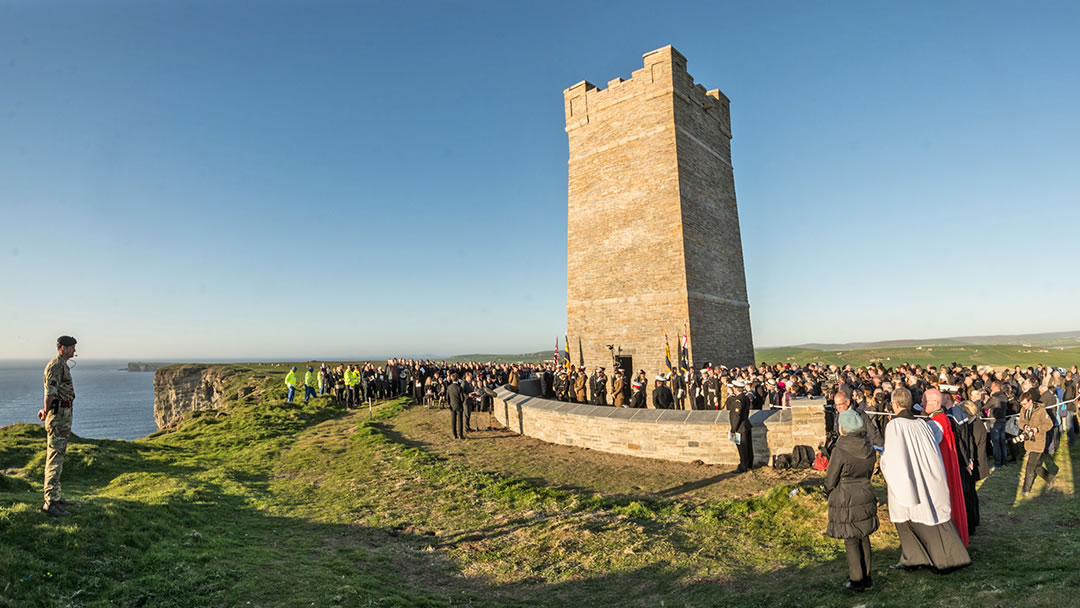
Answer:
[{"left": 153, "top": 365, "right": 233, "bottom": 429}]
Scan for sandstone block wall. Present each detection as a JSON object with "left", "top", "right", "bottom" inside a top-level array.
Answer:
[
  {"left": 564, "top": 45, "right": 753, "bottom": 383},
  {"left": 492, "top": 387, "right": 825, "bottom": 467}
]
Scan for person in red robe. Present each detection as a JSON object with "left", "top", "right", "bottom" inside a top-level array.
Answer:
[{"left": 922, "top": 388, "right": 969, "bottom": 547}]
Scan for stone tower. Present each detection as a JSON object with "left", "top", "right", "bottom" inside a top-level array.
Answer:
[{"left": 564, "top": 46, "right": 754, "bottom": 385}]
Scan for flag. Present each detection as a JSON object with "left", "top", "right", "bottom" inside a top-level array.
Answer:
[
  {"left": 676, "top": 333, "right": 685, "bottom": 373},
  {"left": 680, "top": 331, "right": 690, "bottom": 373},
  {"left": 664, "top": 334, "right": 673, "bottom": 375},
  {"left": 563, "top": 335, "right": 571, "bottom": 370},
  {"left": 554, "top": 337, "right": 559, "bottom": 368}
]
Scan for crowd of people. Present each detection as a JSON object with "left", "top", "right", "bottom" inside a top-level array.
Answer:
[
  {"left": 284, "top": 358, "right": 1079, "bottom": 471},
  {"left": 283, "top": 358, "right": 544, "bottom": 436},
  {"left": 281, "top": 355, "right": 1077, "bottom": 592}
]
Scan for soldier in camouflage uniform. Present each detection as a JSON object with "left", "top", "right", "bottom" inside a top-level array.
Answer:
[{"left": 41, "top": 335, "right": 78, "bottom": 517}]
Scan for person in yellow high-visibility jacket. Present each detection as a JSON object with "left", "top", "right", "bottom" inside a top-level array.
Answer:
[
  {"left": 285, "top": 366, "right": 297, "bottom": 403},
  {"left": 345, "top": 365, "right": 358, "bottom": 408},
  {"left": 304, "top": 366, "right": 317, "bottom": 403}
]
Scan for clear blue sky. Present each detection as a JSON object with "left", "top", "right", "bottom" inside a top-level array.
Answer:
[{"left": 2, "top": 0, "right": 1078, "bottom": 360}]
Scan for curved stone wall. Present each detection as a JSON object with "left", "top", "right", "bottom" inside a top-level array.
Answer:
[{"left": 492, "top": 387, "right": 826, "bottom": 467}]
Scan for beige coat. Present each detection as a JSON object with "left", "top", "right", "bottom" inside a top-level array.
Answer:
[
  {"left": 612, "top": 376, "right": 625, "bottom": 407},
  {"left": 1018, "top": 402, "right": 1053, "bottom": 453},
  {"left": 573, "top": 374, "right": 587, "bottom": 402}
]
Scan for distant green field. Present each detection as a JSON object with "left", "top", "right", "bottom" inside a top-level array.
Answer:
[
  {"left": 444, "top": 351, "right": 551, "bottom": 364},
  {"left": 755, "top": 344, "right": 1080, "bottom": 369}
]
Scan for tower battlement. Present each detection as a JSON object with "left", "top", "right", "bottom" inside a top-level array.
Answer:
[
  {"left": 564, "top": 46, "right": 730, "bottom": 140},
  {"left": 564, "top": 46, "right": 754, "bottom": 390}
]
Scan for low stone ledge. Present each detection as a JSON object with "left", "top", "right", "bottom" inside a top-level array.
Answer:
[{"left": 493, "top": 387, "right": 825, "bottom": 467}]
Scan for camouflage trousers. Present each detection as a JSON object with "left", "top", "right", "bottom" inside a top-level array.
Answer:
[{"left": 44, "top": 407, "right": 72, "bottom": 506}]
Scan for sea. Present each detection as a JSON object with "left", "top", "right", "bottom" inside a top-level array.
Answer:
[{"left": 0, "top": 359, "right": 157, "bottom": 440}]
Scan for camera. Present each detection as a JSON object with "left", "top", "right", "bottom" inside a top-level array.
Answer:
[{"left": 1010, "top": 428, "right": 1036, "bottom": 444}]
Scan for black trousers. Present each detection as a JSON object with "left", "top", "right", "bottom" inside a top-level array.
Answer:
[
  {"left": 736, "top": 427, "right": 754, "bottom": 470},
  {"left": 1023, "top": 450, "right": 1051, "bottom": 492},
  {"left": 451, "top": 408, "right": 464, "bottom": 438},
  {"left": 844, "top": 536, "right": 872, "bottom": 584}
]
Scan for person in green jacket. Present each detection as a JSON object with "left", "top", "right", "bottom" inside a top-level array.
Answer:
[
  {"left": 285, "top": 366, "right": 297, "bottom": 403},
  {"left": 304, "top": 366, "right": 317, "bottom": 403}
]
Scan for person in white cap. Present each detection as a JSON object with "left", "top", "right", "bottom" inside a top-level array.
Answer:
[
  {"left": 653, "top": 375, "right": 674, "bottom": 409},
  {"left": 630, "top": 372, "right": 646, "bottom": 408},
  {"left": 727, "top": 378, "right": 754, "bottom": 472}
]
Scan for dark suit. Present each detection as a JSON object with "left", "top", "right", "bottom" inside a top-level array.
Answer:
[
  {"left": 727, "top": 392, "right": 754, "bottom": 471},
  {"left": 462, "top": 379, "right": 476, "bottom": 430},
  {"left": 653, "top": 384, "right": 674, "bottom": 409},
  {"left": 447, "top": 382, "right": 467, "bottom": 439},
  {"left": 670, "top": 374, "right": 686, "bottom": 410},
  {"left": 704, "top": 377, "right": 720, "bottom": 410}
]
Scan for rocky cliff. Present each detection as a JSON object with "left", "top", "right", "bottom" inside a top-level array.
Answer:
[
  {"left": 129, "top": 361, "right": 171, "bottom": 372},
  {"left": 153, "top": 365, "right": 234, "bottom": 430}
]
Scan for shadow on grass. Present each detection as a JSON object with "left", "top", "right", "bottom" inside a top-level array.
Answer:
[
  {"left": 4, "top": 403, "right": 1078, "bottom": 608},
  {"left": 655, "top": 470, "right": 746, "bottom": 498}
]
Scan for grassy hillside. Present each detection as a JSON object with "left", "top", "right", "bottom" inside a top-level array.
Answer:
[
  {"left": 2, "top": 366, "right": 1077, "bottom": 607},
  {"left": 756, "top": 344, "right": 1080, "bottom": 369}
]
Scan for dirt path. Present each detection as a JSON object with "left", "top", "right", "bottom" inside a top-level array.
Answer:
[{"left": 378, "top": 402, "right": 821, "bottom": 502}]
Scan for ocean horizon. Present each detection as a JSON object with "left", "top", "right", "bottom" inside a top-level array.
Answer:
[{"left": 0, "top": 359, "right": 158, "bottom": 441}]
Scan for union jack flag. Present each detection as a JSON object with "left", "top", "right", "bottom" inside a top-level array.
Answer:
[{"left": 680, "top": 331, "right": 690, "bottom": 373}]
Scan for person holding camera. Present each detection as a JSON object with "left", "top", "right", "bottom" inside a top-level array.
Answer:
[
  {"left": 1017, "top": 390, "right": 1056, "bottom": 496},
  {"left": 40, "top": 335, "right": 78, "bottom": 517}
]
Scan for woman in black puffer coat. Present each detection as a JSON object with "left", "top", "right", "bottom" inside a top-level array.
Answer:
[{"left": 824, "top": 409, "right": 879, "bottom": 591}]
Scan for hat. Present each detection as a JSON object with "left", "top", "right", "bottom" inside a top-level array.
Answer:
[
  {"left": 655, "top": 375, "right": 666, "bottom": 382},
  {"left": 732, "top": 379, "right": 746, "bottom": 388},
  {"left": 308, "top": 366, "right": 313, "bottom": 371},
  {"left": 767, "top": 378, "right": 777, "bottom": 386},
  {"left": 57, "top": 335, "right": 77, "bottom": 347},
  {"left": 291, "top": 366, "right": 297, "bottom": 371},
  {"left": 838, "top": 410, "right": 864, "bottom": 433}
]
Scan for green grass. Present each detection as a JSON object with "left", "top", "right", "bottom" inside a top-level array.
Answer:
[
  {"left": 2, "top": 367, "right": 1078, "bottom": 607},
  {"left": 756, "top": 343, "right": 1080, "bottom": 369}
]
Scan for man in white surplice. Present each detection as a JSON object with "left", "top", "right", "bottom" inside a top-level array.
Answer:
[{"left": 880, "top": 387, "right": 971, "bottom": 572}]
